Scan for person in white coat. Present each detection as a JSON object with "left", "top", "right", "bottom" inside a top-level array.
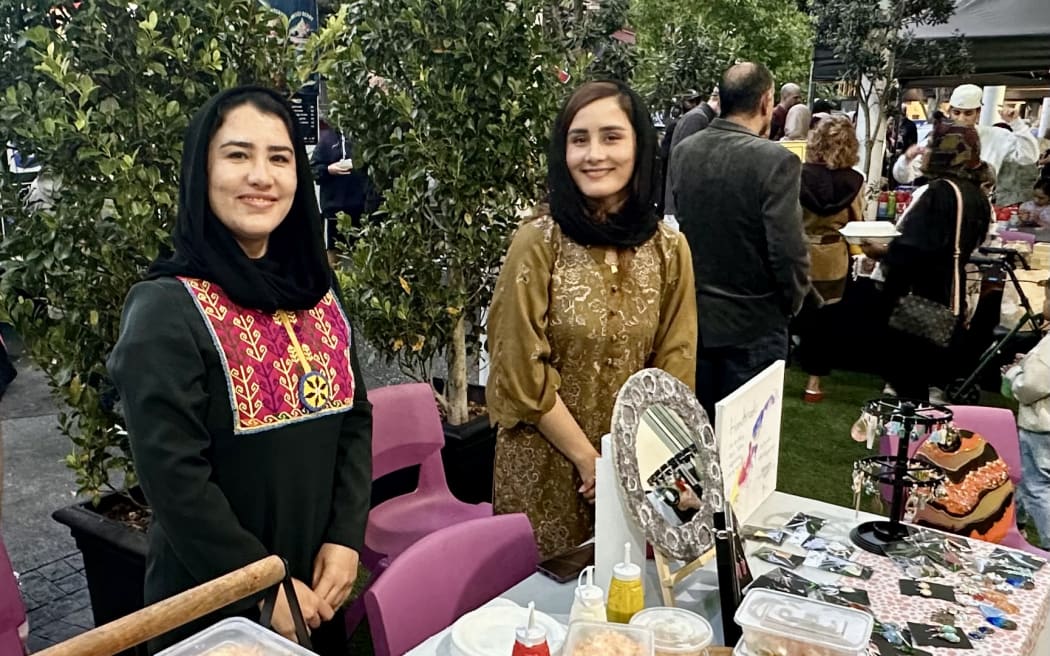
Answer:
[
  {"left": 893, "top": 84, "right": 1038, "bottom": 185},
  {"left": 1004, "top": 288, "right": 1050, "bottom": 549}
]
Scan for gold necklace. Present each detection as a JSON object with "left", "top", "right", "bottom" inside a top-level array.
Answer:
[{"left": 274, "top": 310, "right": 330, "bottom": 412}]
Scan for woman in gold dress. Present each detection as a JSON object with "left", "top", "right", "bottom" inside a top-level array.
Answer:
[{"left": 487, "top": 81, "right": 698, "bottom": 558}]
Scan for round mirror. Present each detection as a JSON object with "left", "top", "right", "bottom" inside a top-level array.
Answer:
[{"left": 611, "top": 368, "right": 723, "bottom": 561}]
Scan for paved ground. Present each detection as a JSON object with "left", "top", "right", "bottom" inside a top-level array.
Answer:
[{"left": 1, "top": 327, "right": 412, "bottom": 651}]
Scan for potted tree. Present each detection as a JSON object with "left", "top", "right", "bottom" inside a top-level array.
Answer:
[
  {"left": 315, "top": 0, "right": 564, "bottom": 504},
  {"left": 0, "top": 0, "right": 330, "bottom": 642}
]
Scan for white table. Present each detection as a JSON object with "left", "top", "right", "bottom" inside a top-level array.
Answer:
[{"left": 406, "top": 491, "right": 1050, "bottom": 655}]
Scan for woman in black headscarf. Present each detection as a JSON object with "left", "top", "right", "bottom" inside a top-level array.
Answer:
[
  {"left": 108, "top": 87, "right": 372, "bottom": 654},
  {"left": 864, "top": 119, "right": 993, "bottom": 401},
  {"left": 486, "top": 81, "right": 698, "bottom": 558}
]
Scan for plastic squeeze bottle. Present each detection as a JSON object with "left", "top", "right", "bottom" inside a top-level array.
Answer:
[
  {"left": 569, "top": 565, "right": 607, "bottom": 624},
  {"left": 512, "top": 602, "right": 551, "bottom": 656},
  {"left": 606, "top": 543, "right": 644, "bottom": 623}
]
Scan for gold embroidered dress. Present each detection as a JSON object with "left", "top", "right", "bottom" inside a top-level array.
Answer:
[{"left": 487, "top": 217, "right": 697, "bottom": 558}]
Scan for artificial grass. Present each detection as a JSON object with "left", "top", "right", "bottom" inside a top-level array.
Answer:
[{"left": 777, "top": 364, "right": 1017, "bottom": 509}]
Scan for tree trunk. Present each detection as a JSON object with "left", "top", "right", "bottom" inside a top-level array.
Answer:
[{"left": 446, "top": 313, "right": 470, "bottom": 425}]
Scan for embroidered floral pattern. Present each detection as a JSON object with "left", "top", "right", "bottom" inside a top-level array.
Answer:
[
  {"left": 489, "top": 217, "right": 694, "bottom": 558},
  {"left": 179, "top": 277, "right": 355, "bottom": 434}
]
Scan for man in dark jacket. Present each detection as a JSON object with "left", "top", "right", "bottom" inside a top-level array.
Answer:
[
  {"left": 663, "top": 89, "right": 719, "bottom": 217},
  {"left": 669, "top": 62, "right": 810, "bottom": 419},
  {"left": 310, "top": 121, "right": 375, "bottom": 263}
]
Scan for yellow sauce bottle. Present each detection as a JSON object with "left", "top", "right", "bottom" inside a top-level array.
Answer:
[{"left": 606, "top": 543, "right": 644, "bottom": 623}]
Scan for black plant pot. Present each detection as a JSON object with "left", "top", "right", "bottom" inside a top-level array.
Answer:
[
  {"left": 52, "top": 493, "right": 148, "bottom": 656},
  {"left": 433, "top": 379, "right": 498, "bottom": 505}
]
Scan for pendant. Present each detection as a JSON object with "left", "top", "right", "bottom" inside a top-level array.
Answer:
[
  {"left": 298, "top": 370, "right": 331, "bottom": 412},
  {"left": 987, "top": 616, "right": 1017, "bottom": 630}
]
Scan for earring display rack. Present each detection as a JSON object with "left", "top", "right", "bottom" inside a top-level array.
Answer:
[{"left": 850, "top": 398, "right": 952, "bottom": 556}]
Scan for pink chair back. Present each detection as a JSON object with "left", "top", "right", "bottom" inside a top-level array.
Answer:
[
  {"left": 948, "top": 406, "right": 1023, "bottom": 487},
  {"left": 998, "top": 230, "right": 1037, "bottom": 245},
  {"left": 363, "top": 514, "right": 539, "bottom": 656},
  {"left": 368, "top": 382, "right": 449, "bottom": 489},
  {"left": 0, "top": 535, "right": 27, "bottom": 654}
]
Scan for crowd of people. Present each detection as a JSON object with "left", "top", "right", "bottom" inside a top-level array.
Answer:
[{"left": 38, "top": 55, "right": 1043, "bottom": 653}]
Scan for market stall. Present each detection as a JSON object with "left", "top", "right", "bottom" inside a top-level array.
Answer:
[
  {"left": 408, "top": 492, "right": 1050, "bottom": 656},
  {"left": 404, "top": 366, "right": 1050, "bottom": 656}
]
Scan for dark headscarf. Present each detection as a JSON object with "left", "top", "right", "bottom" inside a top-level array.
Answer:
[
  {"left": 921, "top": 119, "right": 984, "bottom": 184},
  {"left": 547, "top": 81, "right": 660, "bottom": 248},
  {"left": 148, "top": 86, "right": 330, "bottom": 313}
]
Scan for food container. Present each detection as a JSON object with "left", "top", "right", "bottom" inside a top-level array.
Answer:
[
  {"left": 630, "top": 607, "right": 713, "bottom": 656},
  {"left": 156, "top": 617, "right": 314, "bottom": 655},
  {"left": 563, "top": 620, "right": 655, "bottom": 656},
  {"left": 838, "top": 222, "right": 901, "bottom": 246},
  {"left": 734, "top": 589, "right": 874, "bottom": 656}
]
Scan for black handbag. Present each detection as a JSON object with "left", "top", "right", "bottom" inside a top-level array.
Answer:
[{"left": 887, "top": 180, "right": 963, "bottom": 349}]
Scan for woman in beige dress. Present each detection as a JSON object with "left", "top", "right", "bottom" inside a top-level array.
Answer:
[{"left": 486, "top": 81, "right": 698, "bottom": 558}]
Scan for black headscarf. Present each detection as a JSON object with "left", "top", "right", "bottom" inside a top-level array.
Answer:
[
  {"left": 547, "top": 81, "right": 660, "bottom": 248},
  {"left": 148, "top": 86, "right": 331, "bottom": 313}
]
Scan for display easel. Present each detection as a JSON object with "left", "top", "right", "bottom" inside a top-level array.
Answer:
[{"left": 652, "top": 547, "right": 716, "bottom": 607}]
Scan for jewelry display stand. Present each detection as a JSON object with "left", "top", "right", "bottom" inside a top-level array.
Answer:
[{"left": 850, "top": 398, "right": 951, "bottom": 556}]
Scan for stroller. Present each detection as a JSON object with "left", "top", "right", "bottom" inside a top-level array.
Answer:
[{"left": 944, "top": 246, "right": 1047, "bottom": 404}]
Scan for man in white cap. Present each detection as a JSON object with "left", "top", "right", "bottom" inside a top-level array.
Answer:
[{"left": 892, "top": 83, "right": 1039, "bottom": 185}]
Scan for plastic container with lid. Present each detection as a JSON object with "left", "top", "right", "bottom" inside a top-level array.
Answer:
[
  {"left": 629, "top": 607, "right": 713, "bottom": 656},
  {"left": 734, "top": 589, "right": 874, "bottom": 656},
  {"left": 563, "top": 620, "right": 655, "bottom": 656},
  {"left": 155, "top": 616, "right": 314, "bottom": 655}
]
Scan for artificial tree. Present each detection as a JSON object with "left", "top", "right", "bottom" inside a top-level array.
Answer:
[
  {"left": 0, "top": 0, "right": 330, "bottom": 502},
  {"left": 631, "top": 0, "right": 813, "bottom": 117},
  {"left": 317, "top": 0, "right": 564, "bottom": 425},
  {"left": 809, "top": 0, "right": 970, "bottom": 198}
]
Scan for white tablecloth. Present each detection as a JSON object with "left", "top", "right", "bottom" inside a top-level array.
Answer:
[{"left": 405, "top": 491, "right": 1050, "bottom": 655}]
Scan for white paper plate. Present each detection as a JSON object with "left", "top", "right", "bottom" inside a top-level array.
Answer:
[
  {"left": 839, "top": 222, "right": 901, "bottom": 245},
  {"left": 450, "top": 604, "right": 567, "bottom": 656}
]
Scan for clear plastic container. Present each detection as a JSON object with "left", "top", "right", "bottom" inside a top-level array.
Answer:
[
  {"left": 563, "top": 620, "right": 655, "bottom": 656},
  {"left": 156, "top": 617, "right": 315, "bottom": 655},
  {"left": 629, "top": 607, "right": 713, "bottom": 656},
  {"left": 734, "top": 589, "right": 874, "bottom": 656}
]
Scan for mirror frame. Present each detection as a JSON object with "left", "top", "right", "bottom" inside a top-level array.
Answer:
[{"left": 611, "top": 368, "right": 723, "bottom": 561}]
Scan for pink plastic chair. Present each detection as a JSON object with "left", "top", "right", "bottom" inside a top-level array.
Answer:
[
  {"left": 948, "top": 405, "right": 1049, "bottom": 557},
  {"left": 364, "top": 514, "right": 539, "bottom": 656},
  {"left": 347, "top": 383, "right": 493, "bottom": 634},
  {"left": 0, "top": 535, "right": 28, "bottom": 655},
  {"left": 363, "top": 382, "right": 493, "bottom": 565},
  {"left": 998, "top": 230, "right": 1037, "bottom": 245}
]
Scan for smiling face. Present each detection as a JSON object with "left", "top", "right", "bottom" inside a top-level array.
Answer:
[
  {"left": 207, "top": 103, "right": 297, "bottom": 258},
  {"left": 565, "top": 95, "right": 636, "bottom": 210}
]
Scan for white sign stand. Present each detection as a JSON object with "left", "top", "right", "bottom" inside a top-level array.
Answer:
[
  {"left": 715, "top": 360, "right": 785, "bottom": 524},
  {"left": 594, "top": 434, "right": 650, "bottom": 603}
]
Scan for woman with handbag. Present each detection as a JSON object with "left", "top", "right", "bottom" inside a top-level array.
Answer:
[{"left": 862, "top": 120, "right": 993, "bottom": 401}]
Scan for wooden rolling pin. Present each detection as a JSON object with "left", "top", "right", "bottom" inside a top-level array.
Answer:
[{"left": 36, "top": 555, "right": 287, "bottom": 656}]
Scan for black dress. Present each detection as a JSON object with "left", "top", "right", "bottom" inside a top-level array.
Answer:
[
  {"left": 109, "top": 277, "right": 372, "bottom": 653},
  {"left": 882, "top": 178, "right": 991, "bottom": 399}
]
